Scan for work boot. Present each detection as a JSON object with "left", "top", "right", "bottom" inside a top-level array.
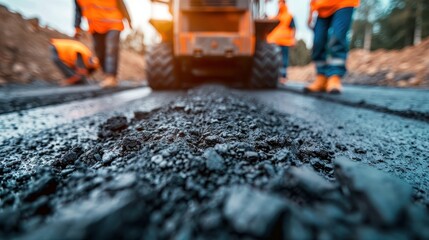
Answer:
[
  {"left": 61, "top": 75, "right": 83, "bottom": 86},
  {"left": 304, "top": 74, "right": 328, "bottom": 93},
  {"left": 279, "top": 77, "right": 288, "bottom": 86},
  {"left": 100, "top": 75, "right": 118, "bottom": 89},
  {"left": 326, "top": 75, "right": 343, "bottom": 94},
  {"left": 76, "top": 68, "right": 88, "bottom": 76}
]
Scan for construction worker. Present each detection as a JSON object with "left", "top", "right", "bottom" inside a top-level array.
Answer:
[
  {"left": 50, "top": 39, "right": 100, "bottom": 86},
  {"left": 304, "top": 0, "right": 360, "bottom": 94},
  {"left": 74, "top": 0, "right": 132, "bottom": 88},
  {"left": 267, "top": 0, "right": 296, "bottom": 85}
]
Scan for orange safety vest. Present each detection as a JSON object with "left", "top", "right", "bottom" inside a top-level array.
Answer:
[
  {"left": 267, "top": 6, "right": 295, "bottom": 47},
  {"left": 77, "top": 0, "right": 124, "bottom": 34},
  {"left": 311, "top": 0, "right": 360, "bottom": 18},
  {"left": 50, "top": 39, "right": 100, "bottom": 69}
]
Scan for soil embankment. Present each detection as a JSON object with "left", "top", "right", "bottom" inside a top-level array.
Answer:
[
  {"left": 0, "top": 5, "right": 145, "bottom": 86},
  {"left": 290, "top": 39, "right": 429, "bottom": 88}
]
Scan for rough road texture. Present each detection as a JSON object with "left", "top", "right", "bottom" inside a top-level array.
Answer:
[{"left": 1, "top": 86, "right": 428, "bottom": 239}]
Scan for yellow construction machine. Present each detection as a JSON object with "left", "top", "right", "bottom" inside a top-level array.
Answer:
[{"left": 147, "top": 0, "right": 281, "bottom": 89}]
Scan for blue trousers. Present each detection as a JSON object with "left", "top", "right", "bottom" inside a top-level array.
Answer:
[
  {"left": 312, "top": 7, "right": 354, "bottom": 77},
  {"left": 280, "top": 46, "right": 289, "bottom": 78}
]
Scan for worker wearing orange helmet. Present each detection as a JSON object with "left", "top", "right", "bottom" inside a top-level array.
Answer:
[
  {"left": 50, "top": 39, "right": 100, "bottom": 86},
  {"left": 267, "top": 0, "right": 296, "bottom": 86},
  {"left": 74, "top": 0, "right": 132, "bottom": 88},
  {"left": 305, "top": 0, "right": 360, "bottom": 94}
]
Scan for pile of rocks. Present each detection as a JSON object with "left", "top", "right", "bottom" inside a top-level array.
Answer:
[{"left": 1, "top": 86, "right": 428, "bottom": 239}]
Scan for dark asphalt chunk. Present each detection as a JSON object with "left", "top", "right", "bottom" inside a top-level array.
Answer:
[
  {"left": 203, "top": 149, "right": 225, "bottom": 172},
  {"left": 288, "top": 166, "right": 336, "bottom": 196},
  {"left": 98, "top": 116, "right": 128, "bottom": 138},
  {"left": 53, "top": 146, "right": 83, "bottom": 169},
  {"left": 20, "top": 192, "right": 148, "bottom": 240},
  {"left": 121, "top": 136, "right": 142, "bottom": 151},
  {"left": 22, "top": 174, "right": 58, "bottom": 202},
  {"left": 224, "top": 186, "right": 287, "bottom": 238},
  {"left": 335, "top": 157, "right": 413, "bottom": 226}
]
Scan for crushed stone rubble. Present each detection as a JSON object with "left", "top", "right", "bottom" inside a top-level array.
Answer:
[{"left": 0, "top": 86, "right": 428, "bottom": 239}]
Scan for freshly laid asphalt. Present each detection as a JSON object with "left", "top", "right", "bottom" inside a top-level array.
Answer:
[{"left": 0, "top": 83, "right": 428, "bottom": 239}]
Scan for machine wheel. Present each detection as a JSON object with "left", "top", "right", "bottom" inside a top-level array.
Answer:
[
  {"left": 250, "top": 42, "right": 281, "bottom": 89},
  {"left": 146, "top": 43, "right": 179, "bottom": 90}
]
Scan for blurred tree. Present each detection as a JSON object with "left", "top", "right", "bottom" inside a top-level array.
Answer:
[
  {"left": 289, "top": 40, "right": 311, "bottom": 66},
  {"left": 121, "top": 30, "right": 145, "bottom": 55},
  {"left": 414, "top": 0, "right": 423, "bottom": 45},
  {"left": 355, "top": 0, "right": 429, "bottom": 50},
  {"left": 351, "top": 0, "right": 383, "bottom": 51},
  {"left": 350, "top": 0, "right": 385, "bottom": 50}
]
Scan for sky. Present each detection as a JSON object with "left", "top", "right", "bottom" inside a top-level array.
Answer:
[{"left": 0, "top": 0, "right": 375, "bottom": 47}]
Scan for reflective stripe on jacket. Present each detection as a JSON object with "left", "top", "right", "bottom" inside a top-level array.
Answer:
[
  {"left": 267, "top": 7, "right": 295, "bottom": 47},
  {"left": 50, "top": 39, "right": 100, "bottom": 69},
  {"left": 311, "top": 0, "right": 360, "bottom": 18},
  {"left": 77, "top": 0, "right": 124, "bottom": 33}
]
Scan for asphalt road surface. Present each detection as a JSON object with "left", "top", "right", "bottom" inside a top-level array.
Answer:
[{"left": 0, "top": 84, "right": 428, "bottom": 239}]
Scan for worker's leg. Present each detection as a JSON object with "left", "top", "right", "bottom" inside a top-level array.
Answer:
[
  {"left": 280, "top": 46, "right": 289, "bottom": 79},
  {"left": 51, "top": 46, "right": 75, "bottom": 78},
  {"left": 312, "top": 16, "right": 331, "bottom": 77},
  {"left": 104, "top": 30, "right": 121, "bottom": 76},
  {"left": 100, "top": 30, "right": 120, "bottom": 88},
  {"left": 92, "top": 33, "right": 106, "bottom": 72},
  {"left": 304, "top": 16, "right": 331, "bottom": 92},
  {"left": 325, "top": 7, "right": 354, "bottom": 94},
  {"left": 327, "top": 7, "right": 354, "bottom": 78}
]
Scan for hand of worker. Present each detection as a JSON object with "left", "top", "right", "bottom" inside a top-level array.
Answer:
[
  {"left": 74, "top": 27, "right": 82, "bottom": 39},
  {"left": 307, "top": 14, "right": 314, "bottom": 30}
]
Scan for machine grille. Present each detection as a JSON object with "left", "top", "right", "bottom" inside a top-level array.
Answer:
[{"left": 189, "top": 0, "right": 237, "bottom": 7}]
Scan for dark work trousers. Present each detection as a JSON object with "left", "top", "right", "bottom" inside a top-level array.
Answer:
[
  {"left": 280, "top": 46, "right": 289, "bottom": 78},
  {"left": 51, "top": 46, "right": 86, "bottom": 81},
  {"left": 92, "top": 30, "right": 120, "bottom": 76},
  {"left": 312, "top": 7, "right": 354, "bottom": 77}
]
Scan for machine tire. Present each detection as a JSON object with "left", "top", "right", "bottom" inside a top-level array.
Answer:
[
  {"left": 146, "top": 43, "right": 179, "bottom": 90},
  {"left": 250, "top": 42, "right": 281, "bottom": 89}
]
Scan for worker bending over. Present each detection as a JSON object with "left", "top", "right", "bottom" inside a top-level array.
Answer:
[
  {"left": 74, "top": 0, "right": 132, "bottom": 88},
  {"left": 267, "top": 0, "right": 296, "bottom": 85},
  {"left": 50, "top": 39, "right": 100, "bottom": 86},
  {"left": 305, "top": 0, "right": 360, "bottom": 94}
]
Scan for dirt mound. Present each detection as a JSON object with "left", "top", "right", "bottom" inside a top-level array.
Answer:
[
  {"left": 289, "top": 39, "right": 429, "bottom": 88},
  {"left": 0, "top": 5, "right": 145, "bottom": 86}
]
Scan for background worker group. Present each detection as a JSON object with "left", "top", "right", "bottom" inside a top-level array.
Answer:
[
  {"left": 50, "top": 0, "right": 131, "bottom": 88},
  {"left": 52, "top": 0, "right": 359, "bottom": 94},
  {"left": 270, "top": 0, "right": 359, "bottom": 94}
]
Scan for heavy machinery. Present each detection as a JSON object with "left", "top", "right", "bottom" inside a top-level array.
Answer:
[{"left": 146, "top": 0, "right": 281, "bottom": 89}]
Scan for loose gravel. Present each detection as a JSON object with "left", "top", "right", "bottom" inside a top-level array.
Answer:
[{"left": 1, "top": 86, "right": 428, "bottom": 240}]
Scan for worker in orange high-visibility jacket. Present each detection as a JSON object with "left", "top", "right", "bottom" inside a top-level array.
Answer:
[
  {"left": 267, "top": 0, "right": 296, "bottom": 86},
  {"left": 74, "top": 0, "right": 132, "bottom": 88},
  {"left": 50, "top": 39, "right": 100, "bottom": 86},
  {"left": 304, "top": 0, "right": 360, "bottom": 94}
]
